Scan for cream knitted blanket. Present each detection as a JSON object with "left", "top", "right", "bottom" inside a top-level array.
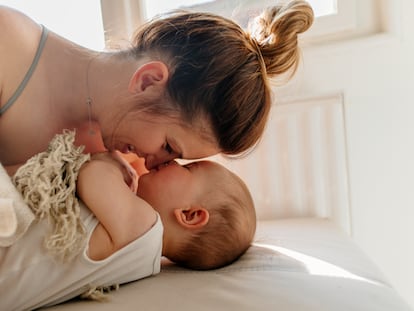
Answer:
[
  {"left": 2, "top": 131, "right": 117, "bottom": 299},
  {"left": 12, "top": 130, "right": 90, "bottom": 261},
  {"left": 1, "top": 131, "right": 90, "bottom": 262}
]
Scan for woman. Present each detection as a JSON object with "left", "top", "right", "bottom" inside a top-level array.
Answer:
[{"left": 0, "top": 1, "right": 313, "bottom": 176}]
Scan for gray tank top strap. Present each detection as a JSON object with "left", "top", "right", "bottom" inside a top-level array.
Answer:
[{"left": 0, "top": 24, "right": 49, "bottom": 116}]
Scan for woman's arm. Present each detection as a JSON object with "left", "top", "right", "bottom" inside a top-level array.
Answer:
[{"left": 76, "top": 152, "right": 157, "bottom": 260}]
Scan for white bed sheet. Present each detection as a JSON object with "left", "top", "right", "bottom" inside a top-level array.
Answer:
[{"left": 44, "top": 218, "right": 412, "bottom": 311}]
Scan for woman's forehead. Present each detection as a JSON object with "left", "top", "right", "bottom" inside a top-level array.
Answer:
[
  {"left": 174, "top": 114, "right": 219, "bottom": 156},
  {"left": 174, "top": 129, "right": 220, "bottom": 159}
]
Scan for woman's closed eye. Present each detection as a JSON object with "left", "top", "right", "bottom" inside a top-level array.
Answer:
[
  {"left": 164, "top": 142, "right": 173, "bottom": 154},
  {"left": 164, "top": 140, "right": 182, "bottom": 158}
]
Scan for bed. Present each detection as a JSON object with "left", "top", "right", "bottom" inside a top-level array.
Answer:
[
  {"left": 2, "top": 94, "right": 411, "bottom": 310},
  {"left": 45, "top": 217, "right": 412, "bottom": 311},
  {"left": 44, "top": 94, "right": 412, "bottom": 310}
]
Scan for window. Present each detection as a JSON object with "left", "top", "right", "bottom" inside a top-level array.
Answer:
[
  {"left": 2, "top": 0, "right": 385, "bottom": 51},
  {"left": 138, "top": 0, "right": 387, "bottom": 44},
  {"left": 1, "top": 0, "right": 105, "bottom": 50},
  {"left": 304, "top": 0, "right": 357, "bottom": 39},
  {"left": 142, "top": 0, "right": 337, "bottom": 21},
  {"left": 137, "top": 0, "right": 360, "bottom": 43}
]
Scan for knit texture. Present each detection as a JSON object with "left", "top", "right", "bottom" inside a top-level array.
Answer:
[{"left": 12, "top": 130, "right": 90, "bottom": 262}]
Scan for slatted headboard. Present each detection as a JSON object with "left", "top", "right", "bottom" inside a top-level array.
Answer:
[{"left": 216, "top": 93, "right": 352, "bottom": 234}]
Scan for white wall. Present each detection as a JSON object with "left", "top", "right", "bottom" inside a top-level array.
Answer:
[{"left": 279, "top": 0, "right": 414, "bottom": 306}]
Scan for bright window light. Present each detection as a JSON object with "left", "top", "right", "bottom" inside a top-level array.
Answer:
[
  {"left": 141, "top": 0, "right": 337, "bottom": 20},
  {"left": 143, "top": 0, "right": 214, "bottom": 19},
  {"left": 1, "top": 0, "right": 105, "bottom": 50},
  {"left": 307, "top": 0, "right": 337, "bottom": 17}
]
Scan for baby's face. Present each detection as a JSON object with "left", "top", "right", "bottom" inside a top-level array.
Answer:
[{"left": 137, "top": 160, "right": 223, "bottom": 214}]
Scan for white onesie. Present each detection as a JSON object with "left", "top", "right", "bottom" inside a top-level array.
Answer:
[{"left": 0, "top": 203, "right": 163, "bottom": 311}]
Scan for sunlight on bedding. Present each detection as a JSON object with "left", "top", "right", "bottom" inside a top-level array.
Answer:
[{"left": 254, "top": 242, "right": 383, "bottom": 286}]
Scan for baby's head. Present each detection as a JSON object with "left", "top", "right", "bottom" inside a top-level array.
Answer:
[{"left": 137, "top": 160, "right": 256, "bottom": 270}]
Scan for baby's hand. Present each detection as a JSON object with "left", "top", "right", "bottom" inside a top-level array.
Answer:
[
  {"left": 90, "top": 151, "right": 139, "bottom": 193},
  {"left": 110, "top": 151, "right": 139, "bottom": 193}
]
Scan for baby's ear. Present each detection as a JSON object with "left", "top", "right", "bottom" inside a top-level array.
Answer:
[{"left": 174, "top": 207, "right": 209, "bottom": 229}]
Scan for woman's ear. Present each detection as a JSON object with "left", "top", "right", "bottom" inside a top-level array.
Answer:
[
  {"left": 174, "top": 207, "right": 210, "bottom": 230},
  {"left": 128, "top": 61, "right": 169, "bottom": 93}
]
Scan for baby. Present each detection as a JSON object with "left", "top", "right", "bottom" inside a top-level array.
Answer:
[
  {"left": 2, "top": 131, "right": 256, "bottom": 310},
  {"left": 79, "top": 150, "right": 257, "bottom": 270}
]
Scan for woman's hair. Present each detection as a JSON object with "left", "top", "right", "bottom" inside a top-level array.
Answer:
[
  {"left": 167, "top": 169, "right": 256, "bottom": 270},
  {"left": 130, "top": 0, "right": 313, "bottom": 155}
]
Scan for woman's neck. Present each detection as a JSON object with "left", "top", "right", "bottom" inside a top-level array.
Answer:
[
  {"left": 84, "top": 52, "right": 144, "bottom": 125},
  {"left": 42, "top": 32, "right": 99, "bottom": 128}
]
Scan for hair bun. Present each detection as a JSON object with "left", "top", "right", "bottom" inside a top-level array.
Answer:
[{"left": 248, "top": 0, "right": 314, "bottom": 77}]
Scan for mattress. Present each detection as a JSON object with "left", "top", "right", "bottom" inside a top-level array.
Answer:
[{"left": 44, "top": 218, "right": 412, "bottom": 311}]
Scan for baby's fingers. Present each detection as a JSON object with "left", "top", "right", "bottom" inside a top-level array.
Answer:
[{"left": 110, "top": 151, "right": 139, "bottom": 193}]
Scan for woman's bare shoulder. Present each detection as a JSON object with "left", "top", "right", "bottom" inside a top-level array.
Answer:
[
  {"left": 0, "top": 6, "right": 41, "bottom": 42},
  {"left": 0, "top": 6, "right": 43, "bottom": 105}
]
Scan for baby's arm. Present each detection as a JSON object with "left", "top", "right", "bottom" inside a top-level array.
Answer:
[
  {"left": 76, "top": 152, "right": 157, "bottom": 260},
  {"left": 110, "top": 151, "right": 139, "bottom": 193}
]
